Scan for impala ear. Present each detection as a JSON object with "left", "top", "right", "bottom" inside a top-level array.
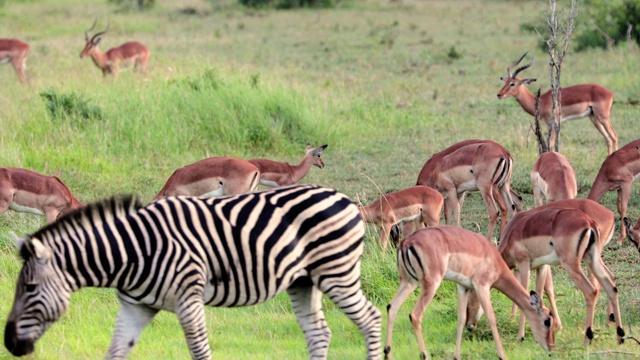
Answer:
[
  {"left": 623, "top": 217, "right": 634, "bottom": 235},
  {"left": 95, "top": 37, "right": 102, "bottom": 46},
  {"left": 529, "top": 290, "right": 542, "bottom": 311},
  {"left": 522, "top": 78, "right": 537, "bottom": 85},
  {"left": 312, "top": 145, "right": 328, "bottom": 155},
  {"left": 305, "top": 143, "right": 312, "bottom": 154},
  {"left": 500, "top": 76, "right": 508, "bottom": 82}
]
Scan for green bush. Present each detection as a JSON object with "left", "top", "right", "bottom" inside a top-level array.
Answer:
[
  {"left": 40, "top": 88, "right": 103, "bottom": 126},
  {"left": 239, "top": 0, "right": 340, "bottom": 9}
]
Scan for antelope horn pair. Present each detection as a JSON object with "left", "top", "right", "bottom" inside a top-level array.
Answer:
[
  {"left": 506, "top": 51, "right": 535, "bottom": 78},
  {"left": 85, "top": 19, "right": 110, "bottom": 43}
]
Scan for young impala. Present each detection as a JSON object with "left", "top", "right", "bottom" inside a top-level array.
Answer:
[
  {"left": 80, "top": 20, "right": 150, "bottom": 77},
  {"left": 588, "top": 139, "right": 640, "bottom": 243},
  {"left": 531, "top": 151, "right": 577, "bottom": 207},
  {"left": 358, "top": 185, "right": 443, "bottom": 250},
  {"left": 623, "top": 216, "right": 640, "bottom": 253},
  {"left": 385, "top": 226, "right": 555, "bottom": 360},
  {"left": 0, "top": 38, "right": 30, "bottom": 83},
  {"left": 0, "top": 167, "right": 84, "bottom": 223},
  {"left": 249, "top": 144, "right": 327, "bottom": 187},
  {"left": 154, "top": 157, "right": 260, "bottom": 200},
  {"left": 416, "top": 139, "right": 521, "bottom": 240},
  {"left": 497, "top": 52, "right": 618, "bottom": 154},
  {"left": 496, "top": 206, "right": 624, "bottom": 346}
]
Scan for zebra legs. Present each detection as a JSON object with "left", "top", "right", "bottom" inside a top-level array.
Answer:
[
  {"left": 176, "top": 297, "right": 212, "bottom": 360},
  {"left": 106, "top": 301, "right": 158, "bottom": 360},
  {"left": 287, "top": 285, "right": 332, "bottom": 359}
]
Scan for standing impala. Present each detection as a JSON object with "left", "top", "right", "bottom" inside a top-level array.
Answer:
[
  {"left": 154, "top": 157, "right": 260, "bottom": 200},
  {"left": 385, "top": 226, "right": 555, "bottom": 360},
  {"left": 531, "top": 151, "right": 577, "bottom": 207},
  {"left": 588, "top": 139, "right": 640, "bottom": 243},
  {"left": 358, "top": 185, "right": 443, "bottom": 250},
  {"left": 416, "top": 139, "right": 521, "bottom": 240},
  {"left": 497, "top": 52, "right": 618, "bottom": 154},
  {"left": 496, "top": 206, "right": 624, "bottom": 346},
  {"left": 0, "top": 38, "right": 29, "bottom": 83},
  {"left": 0, "top": 167, "right": 84, "bottom": 223},
  {"left": 80, "top": 20, "right": 150, "bottom": 77},
  {"left": 248, "top": 144, "right": 327, "bottom": 187}
]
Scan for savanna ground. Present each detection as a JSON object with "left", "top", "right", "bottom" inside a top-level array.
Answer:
[{"left": 1, "top": 0, "right": 639, "bottom": 358}]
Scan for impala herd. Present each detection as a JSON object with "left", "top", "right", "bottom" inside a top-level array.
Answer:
[{"left": 1, "top": 23, "right": 639, "bottom": 358}]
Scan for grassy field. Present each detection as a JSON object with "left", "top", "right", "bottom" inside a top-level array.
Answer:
[{"left": 1, "top": 0, "right": 640, "bottom": 359}]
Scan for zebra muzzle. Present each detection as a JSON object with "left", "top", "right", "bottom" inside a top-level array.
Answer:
[{"left": 4, "top": 321, "right": 35, "bottom": 357}]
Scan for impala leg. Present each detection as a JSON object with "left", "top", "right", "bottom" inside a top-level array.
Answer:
[
  {"left": 478, "top": 184, "right": 499, "bottom": 239},
  {"left": 287, "top": 285, "right": 331, "bottom": 359},
  {"left": 385, "top": 279, "right": 417, "bottom": 359},
  {"left": 590, "top": 113, "right": 618, "bottom": 154},
  {"left": 616, "top": 184, "right": 632, "bottom": 244},
  {"left": 380, "top": 223, "right": 392, "bottom": 251},
  {"left": 444, "top": 189, "right": 460, "bottom": 227},
  {"left": 586, "top": 254, "right": 625, "bottom": 343},
  {"left": 561, "top": 260, "right": 598, "bottom": 346},
  {"left": 540, "top": 266, "right": 562, "bottom": 331},
  {"left": 11, "top": 59, "right": 27, "bottom": 83},
  {"left": 476, "top": 286, "right": 507, "bottom": 360},
  {"left": 106, "top": 300, "right": 158, "bottom": 360},
  {"left": 517, "top": 265, "right": 531, "bottom": 341},
  {"left": 455, "top": 285, "right": 471, "bottom": 360},
  {"left": 44, "top": 209, "right": 60, "bottom": 224},
  {"left": 409, "top": 277, "right": 442, "bottom": 360}
]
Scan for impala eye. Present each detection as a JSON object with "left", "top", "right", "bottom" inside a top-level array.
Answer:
[
  {"left": 509, "top": 83, "right": 515, "bottom": 87},
  {"left": 544, "top": 318, "right": 551, "bottom": 328}
]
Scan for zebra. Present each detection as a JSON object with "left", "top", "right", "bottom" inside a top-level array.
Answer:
[{"left": 4, "top": 184, "right": 382, "bottom": 359}]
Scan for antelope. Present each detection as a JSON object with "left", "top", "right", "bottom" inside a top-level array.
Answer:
[
  {"left": 497, "top": 52, "right": 618, "bottom": 154},
  {"left": 0, "top": 167, "right": 84, "bottom": 224},
  {"left": 80, "top": 20, "right": 150, "bottom": 77},
  {"left": 496, "top": 206, "right": 624, "bottom": 346},
  {"left": 154, "top": 157, "right": 260, "bottom": 200},
  {"left": 588, "top": 139, "right": 640, "bottom": 243},
  {"left": 623, "top": 216, "right": 640, "bottom": 253},
  {"left": 416, "top": 139, "right": 521, "bottom": 240},
  {"left": 249, "top": 144, "right": 327, "bottom": 187},
  {"left": 531, "top": 151, "right": 577, "bottom": 207},
  {"left": 384, "top": 226, "right": 555, "bottom": 360},
  {"left": 358, "top": 185, "right": 443, "bottom": 250},
  {"left": 0, "top": 38, "right": 29, "bottom": 83}
]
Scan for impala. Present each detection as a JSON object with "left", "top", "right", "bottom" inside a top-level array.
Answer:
[
  {"left": 80, "top": 20, "right": 150, "bottom": 77},
  {"left": 0, "top": 38, "right": 29, "bottom": 83},
  {"left": 623, "top": 216, "right": 640, "bottom": 253},
  {"left": 496, "top": 206, "right": 624, "bottom": 346},
  {"left": 249, "top": 144, "right": 327, "bottom": 187},
  {"left": 531, "top": 151, "right": 577, "bottom": 207},
  {"left": 358, "top": 185, "right": 443, "bottom": 250},
  {"left": 587, "top": 139, "right": 640, "bottom": 243},
  {"left": 385, "top": 226, "right": 555, "bottom": 360},
  {"left": 497, "top": 52, "right": 618, "bottom": 154},
  {"left": 154, "top": 157, "right": 260, "bottom": 200},
  {"left": 416, "top": 139, "right": 521, "bottom": 240},
  {"left": 0, "top": 167, "right": 84, "bottom": 223}
]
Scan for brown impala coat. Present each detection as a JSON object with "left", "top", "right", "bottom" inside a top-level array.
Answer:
[
  {"left": 531, "top": 152, "right": 577, "bottom": 207},
  {"left": 0, "top": 38, "right": 30, "bottom": 83},
  {"left": 0, "top": 168, "right": 84, "bottom": 223},
  {"left": 249, "top": 144, "right": 327, "bottom": 187}
]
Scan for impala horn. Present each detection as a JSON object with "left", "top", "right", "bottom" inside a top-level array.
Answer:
[
  {"left": 85, "top": 18, "right": 98, "bottom": 42},
  {"left": 90, "top": 20, "right": 110, "bottom": 44},
  {"left": 507, "top": 52, "right": 535, "bottom": 79}
]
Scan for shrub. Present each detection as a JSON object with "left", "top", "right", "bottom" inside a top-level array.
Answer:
[
  {"left": 238, "top": 0, "right": 341, "bottom": 9},
  {"left": 40, "top": 88, "right": 103, "bottom": 125}
]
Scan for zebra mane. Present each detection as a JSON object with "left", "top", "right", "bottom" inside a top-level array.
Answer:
[{"left": 28, "top": 195, "right": 144, "bottom": 245}]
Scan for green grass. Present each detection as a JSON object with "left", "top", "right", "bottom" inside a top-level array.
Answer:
[{"left": 2, "top": 0, "right": 640, "bottom": 359}]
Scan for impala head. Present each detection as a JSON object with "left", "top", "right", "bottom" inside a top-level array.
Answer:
[
  {"left": 5, "top": 233, "right": 71, "bottom": 357},
  {"left": 623, "top": 217, "right": 640, "bottom": 252},
  {"left": 306, "top": 144, "right": 328, "bottom": 169},
  {"left": 80, "top": 19, "right": 109, "bottom": 59},
  {"left": 497, "top": 52, "right": 537, "bottom": 99},
  {"left": 527, "top": 291, "right": 556, "bottom": 351}
]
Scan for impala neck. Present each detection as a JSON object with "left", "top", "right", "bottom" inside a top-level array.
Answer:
[
  {"left": 513, "top": 86, "right": 537, "bottom": 116},
  {"left": 88, "top": 47, "right": 108, "bottom": 71},
  {"left": 289, "top": 154, "right": 316, "bottom": 183},
  {"left": 493, "top": 270, "right": 537, "bottom": 315}
]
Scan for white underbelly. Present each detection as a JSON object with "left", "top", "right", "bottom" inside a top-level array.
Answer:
[
  {"left": 259, "top": 179, "right": 281, "bottom": 187},
  {"left": 9, "top": 202, "right": 45, "bottom": 216},
  {"left": 444, "top": 269, "right": 473, "bottom": 289},
  {"left": 531, "top": 251, "right": 560, "bottom": 269}
]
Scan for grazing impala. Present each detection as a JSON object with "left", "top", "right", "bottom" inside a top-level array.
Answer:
[
  {"left": 497, "top": 53, "right": 618, "bottom": 154},
  {"left": 588, "top": 139, "right": 640, "bottom": 243},
  {"left": 531, "top": 151, "right": 577, "bottom": 207},
  {"left": 249, "top": 144, "right": 327, "bottom": 187},
  {"left": 623, "top": 216, "right": 640, "bottom": 253},
  {"left": 0, "top": 38, "right": 30, "bottom": 83},
  {"left": 496, "top": 207, "right": 624, "bottom": 346},
  {"left": 385, "top": 226, "right": 555, "bottom": 360},
  {"left": 80, "top": 20, "right": 150, "bottom": 77},
  {"left": 0, "top": 167, "right": 84, "bottom": 223},
  {"left": 416, "top": 139, "right": 521, "bottom": 240},
  {"left": 358, "top": 185, "right": 443, "bottom": 250},
  {"left": 154, "top": 157, "right": 260, "bottom": 200}
]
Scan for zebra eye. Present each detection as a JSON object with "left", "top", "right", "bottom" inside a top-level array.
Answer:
[{"left": 25, "top": 283, "right": 37, "bottom": 293}]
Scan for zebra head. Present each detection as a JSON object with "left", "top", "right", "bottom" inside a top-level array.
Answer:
[{"left": 5, "top": 233, "right": 72, "bottom": 357}]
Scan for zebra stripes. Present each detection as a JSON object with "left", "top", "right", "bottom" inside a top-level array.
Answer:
[{"left": 4, "top": 184, "right": 382, "bottom": 359}]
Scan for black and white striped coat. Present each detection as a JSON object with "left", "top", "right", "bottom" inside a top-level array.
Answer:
[{"left": 5, "top": 184, "right": 382, "bottom": 359}]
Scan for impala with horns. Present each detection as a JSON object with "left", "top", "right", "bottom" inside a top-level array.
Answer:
[
  {"left": 494, "top": 206, "right": 624, "bottom": 346},
  {"left": 588, "top": 139, "right": 640, "bottom": 243},
  {"left": 0, "top": 167, "right": 84, "bottom": 224},
  {"left": 497, "top": 52, "right": 618, "bottom": 154},
  {"left": 416, "top": 139, "right": 521, "bottom": 240},
  {"left": 358, "top": 185, "right": 443, "bottom": 250},
  {"left": 154, "top": 157, "right": 260, "bottom": 200},
  {"left": 0, "top": 38, "right": 29, "bottom": 83},
  {"left": 531, "top": 151, "right": 577, "bottom": 207},
  {"left": 467, "top": 198, "right": 615, "bottom": 334},
  {"left": 384, "top": 226, "right": 555, "bottom": 360},
  {"left": 80, "top": 20, "right": 150, "bottom": 77},
  {"left": 248, "top": 144, "right": 327, "bottom": 187}
]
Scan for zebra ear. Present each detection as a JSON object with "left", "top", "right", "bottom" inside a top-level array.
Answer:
[
  {"left": 10, "top": 231, "right": 24, "bottom": 250},
  {"left": 25, "top": 238, "right": 51, "bottom": 264}
]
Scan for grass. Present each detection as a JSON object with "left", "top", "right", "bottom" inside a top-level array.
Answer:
[{"left": 1, "top": 0, "right": 640, "bottom": 359}]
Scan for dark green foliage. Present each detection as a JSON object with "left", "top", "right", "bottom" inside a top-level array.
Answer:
[
  {"left": 239, "top": 0, "right": 341, "bottom": 9},
  {"left": 447, "top": 46, "right": 463, "bottom": 60},
  {"left": 179, "top": 67, "right": 222, "bottom": 92},
  {"left": 40, "top": 88, "right": 103, "bottom": 125},
  {"left": 108, "top": 0, "right": 155, "bottom": 11}
]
